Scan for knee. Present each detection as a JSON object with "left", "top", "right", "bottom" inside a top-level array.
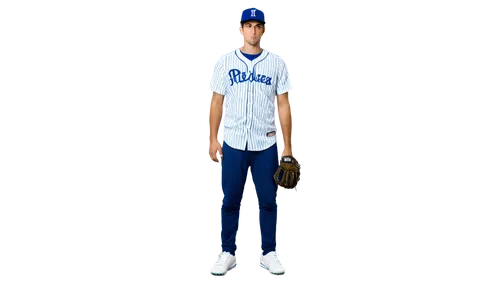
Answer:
[
  {"left": 257, "top": 197, "right": 278, "bottom": 210},
  {"left": 222, "top": 196, "right": 241, "bottom": 211}
]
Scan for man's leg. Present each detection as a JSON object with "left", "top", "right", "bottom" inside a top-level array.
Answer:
[
  {"left": 221, "top": 142, "right": 249, "bottom": 255},
  {"left": 250, "top": 143, "right": 279, "bottom": 255}
]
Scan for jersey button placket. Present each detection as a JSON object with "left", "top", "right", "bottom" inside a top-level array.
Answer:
[
  {"left": 246, "top": 61, "right": 255, "bottom": 149},
  {"left": 246, "top": 63, "right": 253, "bottom": 130}
]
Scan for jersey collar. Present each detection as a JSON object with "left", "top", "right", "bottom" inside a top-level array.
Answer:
[{"left": 236, "top": 48, "right": 269, "bottom": 66}]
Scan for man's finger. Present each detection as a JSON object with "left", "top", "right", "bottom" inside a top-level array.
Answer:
[
  {"left": 211, "top": 151, "right": 219, "bottom": 162},
  {"left": 218, "top": 147, "right": 223, "bottom": 160}
]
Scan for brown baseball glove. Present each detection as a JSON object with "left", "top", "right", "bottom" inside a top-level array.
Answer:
[{"left": 273, "top": 156, "right": 301, "bottom": 189}]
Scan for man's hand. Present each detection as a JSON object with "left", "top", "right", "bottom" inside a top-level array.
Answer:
[{"left": 209, "top": 140, "right": 223, "bottom": 162}]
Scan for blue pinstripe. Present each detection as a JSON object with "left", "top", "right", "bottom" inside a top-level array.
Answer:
[{"left": 209, "top": 49, "right": 293, "bottom": 151}]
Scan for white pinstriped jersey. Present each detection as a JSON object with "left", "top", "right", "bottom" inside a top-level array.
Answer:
[{"left": 210, "top": 49, "right": 292, "bottom": 151}]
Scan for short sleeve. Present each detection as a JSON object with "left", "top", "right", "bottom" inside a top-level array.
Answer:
[
  {"left": 276, "top": 60, "right": 293, "bottom": 95},
  {"left": 209, "top": 57, "right": 227, "bottom": 96}
]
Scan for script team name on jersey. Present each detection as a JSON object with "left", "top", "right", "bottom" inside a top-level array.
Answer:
[{"left": 228, "top": 69, "right": 272, "bottom": 86}]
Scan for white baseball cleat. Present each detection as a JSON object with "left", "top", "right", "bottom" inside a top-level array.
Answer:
[
  {"left": 260, "top": 251, "right": 285, "bottom": 275},
  {"left": 211, "top": 251, "right": 236, "bottom": 276}
]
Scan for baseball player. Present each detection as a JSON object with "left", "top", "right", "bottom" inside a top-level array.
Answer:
[{"left": 208, "top": 8, "right": 294, "bottom": 276}]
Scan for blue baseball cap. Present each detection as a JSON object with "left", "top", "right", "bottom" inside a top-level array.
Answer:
[{"left": 240, "top": 8, "right": 265, "bottom": 24}]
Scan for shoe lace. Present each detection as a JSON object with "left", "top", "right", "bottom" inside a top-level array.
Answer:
[
  {"left": 215, "top": 251, "right": 231, "bottom": 266},
  {"left": 267, "top": 251, "right": 283, "bottom": 266}
]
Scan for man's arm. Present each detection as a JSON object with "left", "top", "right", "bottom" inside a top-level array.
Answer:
[
  {"left": 207, "top": 91, "right": 224, "bottom": 141},
  {"left": 277, "top": 92, "right": 293, "bottom": 157}
]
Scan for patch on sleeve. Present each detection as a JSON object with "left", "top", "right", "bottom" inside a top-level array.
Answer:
[{"left": 266, "top": 131, "right": 276, "bottom": 137}]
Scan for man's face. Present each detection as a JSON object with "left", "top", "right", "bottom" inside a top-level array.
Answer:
[{"left": 240, "top": 21, "right": 265, "bottom": 46}]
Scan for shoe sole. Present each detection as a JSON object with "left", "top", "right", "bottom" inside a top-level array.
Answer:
[
  {"left": 208, "top": 263, "right": 240, "bottom": 279},
  {"left": 257, "top": 263, "right": 287, "bottom": 278},
  {"left": 260, "top": 262, "right": 285, "bottom": 275},
  {"left": 211, "top": 263, "right": 237, "bottom": 276}
]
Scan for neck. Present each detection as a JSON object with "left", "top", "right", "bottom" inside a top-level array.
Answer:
[{"left": 240, "top": 43, "right": 262, "bottom": 55}]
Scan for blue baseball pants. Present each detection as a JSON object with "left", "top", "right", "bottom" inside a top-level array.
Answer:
[{"left": 220, "top": 141, "right": 279, "bottom": 256}]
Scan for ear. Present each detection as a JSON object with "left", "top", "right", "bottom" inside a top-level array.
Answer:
[{"left": 239, "top": 26, "right": 243, "bottom": 35}]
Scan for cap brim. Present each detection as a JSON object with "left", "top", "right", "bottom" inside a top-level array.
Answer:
[{"left": 241, "top": 20, "right": 265, "bottom": 25}]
